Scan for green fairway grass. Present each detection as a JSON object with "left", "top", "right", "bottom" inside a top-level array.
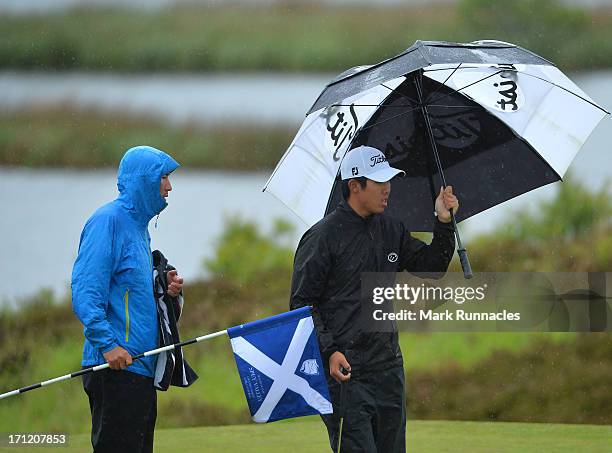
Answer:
[{"left": 1, "top": 419, "right": 609, "bottom": 453}]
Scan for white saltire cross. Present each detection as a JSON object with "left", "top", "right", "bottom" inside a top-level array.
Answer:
[{"left": 230, "top": 317, "right": 333, "bottom": 422}]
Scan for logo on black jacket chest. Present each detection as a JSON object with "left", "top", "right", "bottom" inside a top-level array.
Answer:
[{"left": 387, "top": 252, "right": 398, "bottom": 263}]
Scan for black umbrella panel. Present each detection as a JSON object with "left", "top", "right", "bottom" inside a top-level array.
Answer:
[{"left": 325, "top": 71, "right": 561, "bottom": 278}]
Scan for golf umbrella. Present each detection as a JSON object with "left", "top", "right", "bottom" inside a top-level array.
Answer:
[{"left": 264, "top": 40, "right": 609, "bottom": 278}]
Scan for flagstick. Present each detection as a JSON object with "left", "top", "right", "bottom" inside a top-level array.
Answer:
[
  {"left": 337, "top": 416, "right": 344, "bottom": 453},
  {"left": 0, "top": 329, "right": 228, "bottom": 400},
  {"left": 415, "top": 71, "right": 473, "bottom": 279},
  {"left": 337, "top": 378, "right": 348, "bottom": 453}
]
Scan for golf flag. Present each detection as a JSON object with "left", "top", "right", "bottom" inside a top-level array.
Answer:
[{"left": 227, "top": 306, "right": 333, "bottom": 423}]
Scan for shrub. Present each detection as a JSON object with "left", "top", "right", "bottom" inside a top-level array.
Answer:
[{"left": 407, "top": 333, "right": 612, "bottom": 424}]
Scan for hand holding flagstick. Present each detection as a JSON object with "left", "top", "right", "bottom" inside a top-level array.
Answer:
[
  {"left": 103, "top": 346, "right": 132, "bottom": 370},
  {"left": 329, "top": 351, "right": 351, "bottom": 383}
]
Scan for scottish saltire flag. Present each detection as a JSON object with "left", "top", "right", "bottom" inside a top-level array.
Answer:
[{"left": 227, "top": 306, "right": 333, "bottom": 423}]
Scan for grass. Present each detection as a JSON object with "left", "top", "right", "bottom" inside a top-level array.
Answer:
[
  {"left": 0, "top": 330, "right": 574, "bottom": 433},
  {"left": 1, "top": 3, "right": 611, "bottom": 73},
  {"left": 399, "top": 332, "right": 572, "bottom": 371},
  {"left": 0, "top": 108, "right": 293, "bottom": 169},
  {"left": 0, "top": 419, "right": 610, "bottom": 453},
  {"left": 0, "top": 5, "right": 458, "bottom": 73}
]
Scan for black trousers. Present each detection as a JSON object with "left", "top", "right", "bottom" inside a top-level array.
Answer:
[
  {"left": 321, "top": 366, "right": 406, "bottom": 453},
  {"left": 82, "top": 368, "right": 157, "bottom": 453}
]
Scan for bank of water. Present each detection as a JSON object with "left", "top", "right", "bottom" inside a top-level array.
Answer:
[{"left": 1, "top": 70, "right": 610, "bottom": 304}]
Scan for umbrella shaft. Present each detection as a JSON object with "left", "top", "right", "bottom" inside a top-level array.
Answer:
[
  {"left": 415, "top": 74, "right": 459, "bottom": 239},
  {"left": 415, "top": 73, "right": 472, "bottom": 278},
  {"left": 421, "top": 108, "right": 448, "bottom": 187}
]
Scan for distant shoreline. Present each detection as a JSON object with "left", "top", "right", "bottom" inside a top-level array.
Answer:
[{"left": 2, "top": 3, "right": 611, "bottom": 73}]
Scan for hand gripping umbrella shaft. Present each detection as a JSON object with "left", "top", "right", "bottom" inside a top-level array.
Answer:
[
  {"left": 415, "top": 72, "right": 473, "bottom": 279},
  {"left": 0, "top": 329, "right": 228, "bottom": 400}
]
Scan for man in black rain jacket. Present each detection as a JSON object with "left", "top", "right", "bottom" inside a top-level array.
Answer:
[{"left": 290, "top": 145, "right": 458, "bottom": 452}]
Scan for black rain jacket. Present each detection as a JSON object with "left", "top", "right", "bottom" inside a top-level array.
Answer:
[{"left": 290, "top": 200, "right": 455, "bottom": 375}]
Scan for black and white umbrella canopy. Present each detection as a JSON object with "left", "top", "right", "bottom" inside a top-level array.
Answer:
[{"left": 264, "top": 40, "right": 609, "bottom": 231}]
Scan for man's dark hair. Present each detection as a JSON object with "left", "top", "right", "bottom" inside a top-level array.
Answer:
[{"left": 341, "top": 177, "right": 368, "bottom": 200}]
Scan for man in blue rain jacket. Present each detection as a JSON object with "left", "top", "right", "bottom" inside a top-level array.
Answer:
[{"left": 72, "top": 145, "right": 183, "bottom": 453}]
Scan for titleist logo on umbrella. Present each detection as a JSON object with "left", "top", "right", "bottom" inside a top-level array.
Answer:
[
  {"left": 494, "top": 80, "right": 520, "bottom": 111},
  {"left": 326, "top": 103, "right": 359, "bottom": 161}
]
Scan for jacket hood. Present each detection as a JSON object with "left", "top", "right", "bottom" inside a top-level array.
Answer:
[{"left": 117, "top": 146, "right": 180, "bottom": 225}]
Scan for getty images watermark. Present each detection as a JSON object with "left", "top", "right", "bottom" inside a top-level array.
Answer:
[{"left": 360, "top": 272, "right": 612, "bottom": 332}]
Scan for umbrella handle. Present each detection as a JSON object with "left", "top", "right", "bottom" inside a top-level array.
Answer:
[
  {"left": 457, "top": 247, "right": 473, "bottom": 279},
  {"left": 450, "top": 211, "right": 473, "bottom": 279}
]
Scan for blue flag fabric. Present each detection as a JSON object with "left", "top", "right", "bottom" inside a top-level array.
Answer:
[{"left": 227, "top": 306, "right": 333, "bottom": 423}]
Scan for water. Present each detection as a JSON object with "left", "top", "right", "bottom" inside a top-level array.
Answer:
[
  {"left": 0, "top": 72, "right": 332, "bottom": 127},
  {"left": 2, "top": 142, "right": 609, "bottom": 307},
  {"left": 1, "top": 70, "right": 610, "bottom": 304},
  {"left": 0, "top": 168, "right": 307, "bottom": 307},
  {"left": 2, "top": 71, "right": 610, "bottom": 130},
  {"left": 1, "top": 0, "right": 608, "bottom": 16}
]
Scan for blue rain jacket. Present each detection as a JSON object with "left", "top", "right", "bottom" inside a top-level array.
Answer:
[{"left": 72, "top": 146, "right": 179, "bottom": 377}]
